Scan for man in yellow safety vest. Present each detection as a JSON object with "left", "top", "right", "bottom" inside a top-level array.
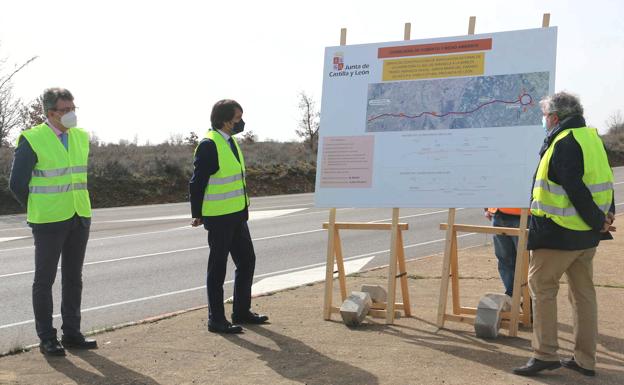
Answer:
[
  {"left": 9, "top": 88, "right": 97, "bottom": 356},
  {"left": 513, "top": 92, "right": 615, "bottom": 377},
  {"left": 189, "top": 99, "right": 268, "bottom": 334}
]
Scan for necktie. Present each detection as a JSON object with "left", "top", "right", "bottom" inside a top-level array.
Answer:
[
  {"left": 228, "top": 138, "right": 240, "bottom": 162},
  {"left": 60, "top": 132, "right": 68, "bottom": 150}
]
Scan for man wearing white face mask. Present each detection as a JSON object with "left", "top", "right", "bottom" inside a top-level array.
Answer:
[
  {"left": 512, "top": 92, "right": 615, "bottom": 377},
  {"left": 9, "top": 88, "right": 96, "bottom": 356}
]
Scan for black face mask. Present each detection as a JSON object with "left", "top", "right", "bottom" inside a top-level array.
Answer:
[{"left": 231, "top": 119, "right": 245, "bottom": 135}]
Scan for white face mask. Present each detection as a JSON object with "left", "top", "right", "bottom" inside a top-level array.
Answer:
[
  {"left": 60, "top": 111, "right": 78, "bottom": 128},
  {"left": 542, "top": 116, "right": 549, "bottom": 134}
]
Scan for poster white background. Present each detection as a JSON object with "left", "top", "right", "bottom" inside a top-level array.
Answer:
[{"left": 314, "top": 27, "right": 557, "bottom": 208}]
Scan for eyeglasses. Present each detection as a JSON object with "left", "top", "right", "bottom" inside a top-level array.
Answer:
[{"left": 51, "top": 107, "right": 78, "bottom": 114}]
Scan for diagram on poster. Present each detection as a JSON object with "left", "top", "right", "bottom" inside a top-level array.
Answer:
[
  {"left": 367, "top": 72, "right": 549, "bottom": 132},
  {"left": 314, "top": 27, "right": 557, "bottom": 208}
]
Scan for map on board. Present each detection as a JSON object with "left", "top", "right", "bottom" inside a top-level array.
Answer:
[{"left": 366, "top": 72, "right": 549, "bottom": 132}]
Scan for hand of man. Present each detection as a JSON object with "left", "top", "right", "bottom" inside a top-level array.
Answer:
[
  {"left": 191, "top": 218, "right": 203, "bottom": 227},
  {"left": 484, "top": 210, "right": 493, "bottom": 221},
  {"left": 601, "top": 212, "right": 616, "bottom": 233}
]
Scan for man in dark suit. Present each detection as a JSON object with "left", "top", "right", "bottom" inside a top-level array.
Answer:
[
  {"left": 189, "top": 99, "right": 268, "bottom": 334},
  {"left": 9, "top": 88, "right": 97, "bottom": 356}
]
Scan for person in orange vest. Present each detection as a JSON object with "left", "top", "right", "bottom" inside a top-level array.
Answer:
[{"left": 484, "top": 207, "right": 522, "bottom": 297}]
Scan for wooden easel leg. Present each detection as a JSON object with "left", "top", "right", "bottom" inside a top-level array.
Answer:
[
  {"left": 335, "top": 229, "right": 347, "bottom": 301},
  {"left": 386, "top": 208, "right": 400, "bottom": 324},
  {"left": 450, "top": 229, "right": 460, "bottom": 315},
  {"left": 323, "top": 208, "right": 337, "bottom": 320},
  {"left": 397, "top": 230, "right": 411, "bottom": 317},
  {"left": 521, "top": 250, "right": 532, "bottom": 326},
  {"left": 508, "top": 209, "right": 530, "bottom": 336},
  {"left": 437, "top": 208, "right": 456, "bottom": 328}
]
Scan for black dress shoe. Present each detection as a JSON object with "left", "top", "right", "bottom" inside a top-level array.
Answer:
[
  {"left": 231, "top": 312, "right": 269, "bottom": 325},
  {"left": 61, "top": 334, "right": 98, "bottom": 349},
  {"left": 208, "top": 320, "right": 243, "bottom": 334},
  {"left": 39, "top": 338, "right": 66, "bottom": 356},
  {"left": 512, "top": 358, "right": 561, "bottom": 376},
  {"left": 561, "top": 357, "right": 596, "bottom": 377}
]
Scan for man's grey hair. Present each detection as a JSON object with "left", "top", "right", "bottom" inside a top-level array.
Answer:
[
  {"left": 42, "top": 88, "right": 74, "bottom": 115},
  {"left": 539, "top": 91, "right": 584, "bottom": 121}
]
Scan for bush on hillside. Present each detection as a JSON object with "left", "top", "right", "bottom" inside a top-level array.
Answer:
[{"left": 0, "top": 141, "right": 317, "bottom": 215}]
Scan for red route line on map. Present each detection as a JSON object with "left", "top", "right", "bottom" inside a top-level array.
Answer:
[{"left": 367, "top": 93, "right": 532, "bottom": 122}]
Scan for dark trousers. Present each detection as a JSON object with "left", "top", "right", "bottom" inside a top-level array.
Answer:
[
  {"left": 492, "top": 212, "right": 520, "bottom": 296},
  {"left": 206, "top": 220, "right": 256, "bottom": 323},
  {"left": 32, "top": 216, "right": 90, "bottom": 340}
]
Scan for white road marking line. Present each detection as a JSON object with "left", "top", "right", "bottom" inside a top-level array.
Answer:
[
  {"left": 96, "top": 208, "right": 307, "bottom": 224},
  {"left": 0, "top": 227, "right": 30, "bottom": 233},
  {"left": 0, "top": 208, "right": 311, "bottom": 253},
  {"left": 1, "top": 225, "right": 334, "bottom": 278},
  {"left": 249, "top": 257, "right": 375, "bottom": 295},
  {"left": 0, "top": 226, "right": 192, "bottom": 254},
  {"left": 0, "top": 246, "right": 209, "bottom": 279},
  {"left": 0, "top": 233, "right": 476, "bottom": 330},
  {"left": 0, "top": 236, "right": 29, "bottom": 243}
]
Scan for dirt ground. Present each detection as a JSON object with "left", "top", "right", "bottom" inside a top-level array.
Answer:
[{"left": 1, "top": 230, "right": 623, "bottom": 385}]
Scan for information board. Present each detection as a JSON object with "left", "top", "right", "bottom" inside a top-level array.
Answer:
[{"left": 314, "top": 27, "right": 557, "bottom": 208}]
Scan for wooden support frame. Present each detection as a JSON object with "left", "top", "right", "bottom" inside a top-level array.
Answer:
[
  {"left": 323, "top": 24, "right": 415, "bottom": 325},
  {"left": 436, "top": 14, "right": 551, "bottom": 337},
  {"left": 437, "top": 211, "right": 532, "bottom": 336},
  {"left": 322, "top": 219, "right": 412, "bottom": 323}
]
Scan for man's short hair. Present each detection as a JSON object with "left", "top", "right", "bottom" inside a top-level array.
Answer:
[
  {"left": 42, "top": 88, "right": 74, "bottom": 115},
  {"left": 210, "top": 99, "right": 243, "bottom": 129},
  {"left": 539, "top": 91, "right": 584, "bottom": 121}
]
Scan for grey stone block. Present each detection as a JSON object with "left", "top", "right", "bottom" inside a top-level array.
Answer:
[
  {"left": 360, "top": 284, "right": 387, "bottom": 303},
  {"left": 340, "top": 291, "right": 372, "bottom": 326},
  {"left": 474, "top": 293, "right": 512, "bottom": 339}
]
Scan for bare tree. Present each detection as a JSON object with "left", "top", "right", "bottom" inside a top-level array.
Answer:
[
  {"left": 0, "top": 54, "right": 38, "bottom": 146},
  {"left": 184, "top": 131, "right": 199, "bottom": 146},
  {"left": 295, "top": 91, "right": 320, "bottom": 153},
  {"left": 240, "top": 130, "right": 257, "bottom": 144},
  {"left": 20, "top": 96, "right": 45, "bottom": 129},
  {"left": 606, "top": 110, "right": 624, "bottom": 135}
]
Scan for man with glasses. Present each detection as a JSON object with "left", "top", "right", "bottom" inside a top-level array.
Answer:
[
  {"left": 512, "top": 92, "right": 615, "bottom": 377},
  {"left": 9, "top": 88, "right": 96, "bottom": 356}
]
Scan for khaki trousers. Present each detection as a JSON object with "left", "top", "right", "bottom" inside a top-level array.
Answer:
[{"left": 528, "top": 247, "right": 597, "bottom": 370}]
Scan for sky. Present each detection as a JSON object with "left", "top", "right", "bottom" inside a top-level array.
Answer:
[{"left": 0, "top": 0, "right": 623, "bottom": 144}]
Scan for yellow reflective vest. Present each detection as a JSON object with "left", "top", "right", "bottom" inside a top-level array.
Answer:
[
  {"left": 19, "top": 123, "right": 91, "bottom": 224},
  {"left": 200, "top": 130, "right": 248, "bottom": 217},
  {"left": 531, "top": 127, "right": 613, "bottom": 231}
]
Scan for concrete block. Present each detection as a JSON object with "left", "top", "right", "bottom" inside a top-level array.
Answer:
[
  {"left": 360, "top": 284, "right": 387, "bottom": 303},
  {"left": 474, "top": 293, "right": 511, "bottom": 339},
  {"left": 340, "top": 291, "right": 372, "bottom": 326}
]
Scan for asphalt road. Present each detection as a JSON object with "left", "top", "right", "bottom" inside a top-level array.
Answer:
[{"left": 1, "top": 166, "right": 623, "bottom": 353}]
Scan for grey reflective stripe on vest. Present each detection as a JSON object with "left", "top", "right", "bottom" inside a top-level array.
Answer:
[
  {"left": 203, "top": 188, "right": 245, "bottom": 201},
  {"left": 32, "top": 166, "right": 88, "bottom": 177},
  {"left": 534, "top": 179, "right": 614, "bottom": 195},
  {"left": 208, "top": 174, "right": 243, "bottom": 186},
  {"left": 531, "top": 200, "right": 612, "bottom": 217},
  {"left": 29, "top": 183, "right": 88, "bottom": 194}
]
